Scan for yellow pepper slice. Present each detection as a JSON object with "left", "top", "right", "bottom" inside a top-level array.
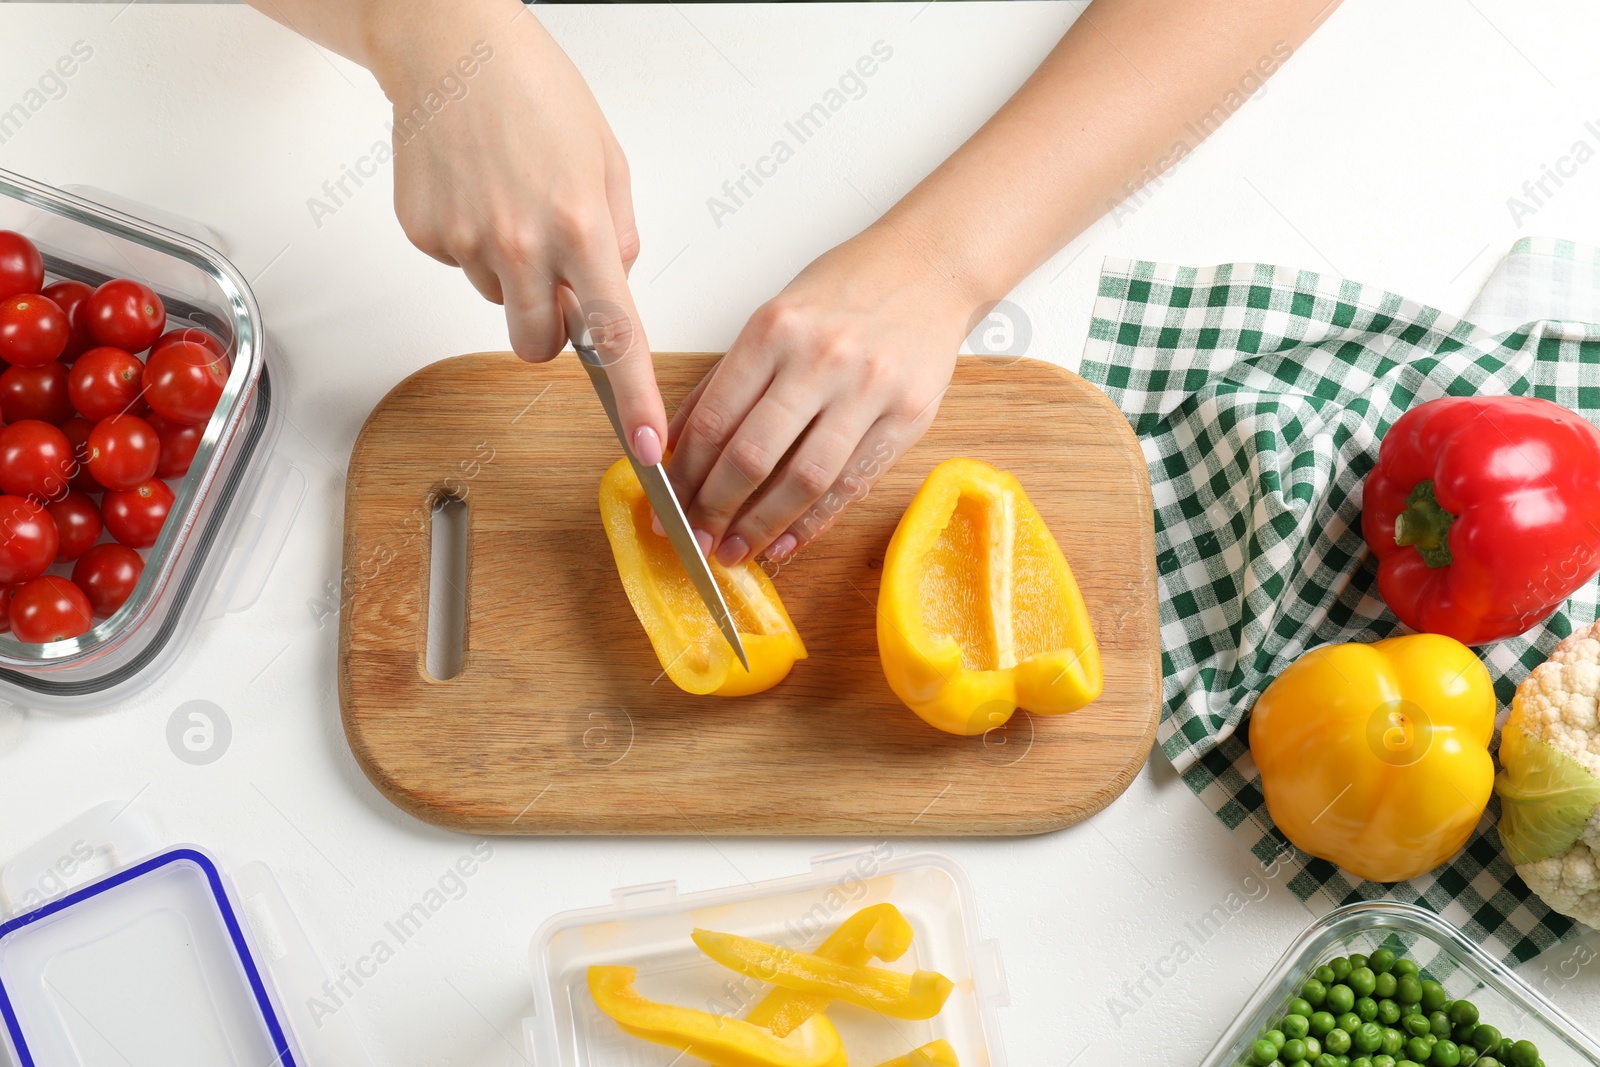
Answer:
[
  {"left": 877, "top": 457, "right": 1102, "bottom": 735},
  {"left": 693, "top": 928, "right": 953, "bottom": 1020},
  {"left": 1249, "top": 634, "right": 1496, "bottom": 883},
  {"left": 587, "top": 965, "right": 846, "bottom": 1067},
  {"left": 746, "top": 903, "right": 914, "bottom": 1037},
  {"left": 874, "top": 1041, "right": 959, "bottom": 1067},
  {"left": 599, "top": 457, "right": 806, "bottom": 696}
]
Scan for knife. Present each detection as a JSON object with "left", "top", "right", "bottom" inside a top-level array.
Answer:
[{"left": 561, "top": 291, "right": 750, "bottom": 672}]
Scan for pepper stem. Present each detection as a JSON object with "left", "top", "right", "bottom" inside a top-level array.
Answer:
[{"left": 1393, "top": 480, "right": 1455, "bottom": 568}]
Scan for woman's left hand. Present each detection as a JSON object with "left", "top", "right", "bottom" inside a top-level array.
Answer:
[{"left": 664, "top": 228, "right": 972, "bottom": 567}]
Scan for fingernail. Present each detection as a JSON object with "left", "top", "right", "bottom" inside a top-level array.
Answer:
[
  {"left": 633, "top": 425, "right": 663, "bottom": 466},
  {"left": 651, "top": 512, "right": 664, "bottom": 537},
  {"left": 715, "top": 535, "right": 749, "bottom": 567},
  {"left": 767, "top": 533, "right": 798, "bottom": 561},
  {"left": 693, "top": 528, "right": 713, "bottom": 557}
]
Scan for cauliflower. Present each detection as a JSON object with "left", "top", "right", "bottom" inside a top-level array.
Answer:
[{"left": 1496, "top": 622, "right": 1600, "bottom": 929}]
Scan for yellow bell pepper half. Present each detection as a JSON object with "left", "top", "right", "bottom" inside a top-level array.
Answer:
[
  {"left": 1248, "top": 634, "right": 1496, "bottom": 884},
  {"left": 877, "top": 457, "right": 1102, "bottom": 735},
  {"left": 599, "top": 457, "right": 807, "bottom": 696},
  {"left": 587, "top": 966, "right": 846, "bottom": 1067},
  {"left": 874, "top": 1041, "right": 960, "bottom": 1067},
  {"left": 693, "top": 928, "right": 953, "bottom": 1021},
  {"left": 745, "top": 903, "right": 914, "bottom": 1037}
]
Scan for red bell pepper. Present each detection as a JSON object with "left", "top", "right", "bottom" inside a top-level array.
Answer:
[{"left": 1362, "top": 395, "right": 1600, "bottom": 645}]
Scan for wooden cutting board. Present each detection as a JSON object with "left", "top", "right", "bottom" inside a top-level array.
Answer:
[{"left": 339, "top": 352, "right": 1159, "bottom": 836}]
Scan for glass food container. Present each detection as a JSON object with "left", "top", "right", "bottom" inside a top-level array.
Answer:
[
  {"left": 0, "top": 167, "right": 300, "bottom": 711},
  {"left": 525, "top": 848, "right": 1011, "bottom": 1066},
  {"left": 1201, "top": 902, "right": 1600, "bottom": 1067}
]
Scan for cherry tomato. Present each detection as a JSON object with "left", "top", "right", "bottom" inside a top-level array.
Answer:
[
  {"left": 41, "top": 280, "right": 96, "bottom": 362},
  {"left": 58, "top": 416, "right": 99, "bottom": 493},
  {"left": 46, "top": 490, "right": 102, "bottom": 562},
  {"left": 0, "top": 232, "right": 43, "bottom": 302},
  {"left": 69, "top": 347, "right": 146, "bottom": 421},
  {"left": 0, "top": 294, "right": 68, "bottom": 367},
  {"left": 72, "top": 542, "right": 143, "bottom": 618},
  {"left": 143, "top": 341, "right": 226, "bottom": 425},
  {"left": 0, "top": 362, "right": 73, "bottom": 424},
  {"left": 0, "top": 496, "right": 58, "bottom": 584},
  {"left": 149, "top": 413, "right": 203, "bottom": 479},
  {"left": 10, "top": 575, "right": 92, "bottom": 643},
  {"left": 87, "top": 414, "right": 160, "bottom": 491},
  {"left": 151, "top": 327, "right": 228, "bottom": 366},
  {"left": 0, "top": 420, "right": 74, "bottom": 501},
  {"left": 85, "top": 279, "right": 164, "bottom": 352},
  {"left": 102, "top": 478, "right": 173, "bottom": 547}
]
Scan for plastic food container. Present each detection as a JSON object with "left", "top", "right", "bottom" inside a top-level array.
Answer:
[
  {"left": 0, "top": 803, "right": 373, "bottom": 1066},
  {"left": 1201, "top": 902, "right": 1600, "bottom": 1067},
  {"left": 0, "top": 168, "right": 302, "bottom": 711},
  {"left": 525, "top": 848, "right": 1010, "bottom": 1066}
]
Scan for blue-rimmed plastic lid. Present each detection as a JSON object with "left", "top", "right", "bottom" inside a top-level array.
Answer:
[{"left": 0, "top": 847, "right": 300, "bottom": 1067}]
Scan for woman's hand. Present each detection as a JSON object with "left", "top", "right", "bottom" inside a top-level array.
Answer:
[
  {"left": 665, "top": 228, "right": 972, "bottom": 566},
  {"left": 369, "top": 0, "right": 667, "bottom": 463}
]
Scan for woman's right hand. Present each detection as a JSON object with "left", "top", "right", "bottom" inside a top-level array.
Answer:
[{"left": 368, "top": 0, "right": 668, "bottom": 464}]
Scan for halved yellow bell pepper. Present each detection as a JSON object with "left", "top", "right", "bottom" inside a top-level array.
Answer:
[
  {"left": 599, "top": 457, "right": 806, "bottom": 696},
  {"left": 877, "top": 457, "right": 1102, "bottom": 735},
  {"left": 587, "top": 965, "right": 845, "bottom": 1067},
  {"left": 875, "top": 1041, "right": 959, "bottom": 1067},
  {"left": 693, "top": 928, "right": 953, "bottom": 1020},
  {"left": 1249, "top": 634, "right": 1495, "bottom": 883},
  {"left": 746, "top": 903, "right": 914, "bottom": 1037}
]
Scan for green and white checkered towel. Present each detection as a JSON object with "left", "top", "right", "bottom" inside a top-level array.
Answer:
[{"left": 1079, "top": 236, "right": 1600, "bottom": 967}]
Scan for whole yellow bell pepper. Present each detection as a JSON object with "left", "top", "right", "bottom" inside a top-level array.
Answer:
[
  {"left": 599, "top": 457, "right": 806, "bottom": 696},
  {"left": 746, "top": 903, "right": 914, "bottom": 1037},
  {"left": 875, "top": 1042, "right": 959, "bottom": 1067},
  {"left": 1249, "top": 634, "right": 1495, "bottom": 883},
  {"left": 877, "top": 457, "right": 1102, "bottom": 735},
  {"left": 693, "top": 928, "right": 953, "bottom": 1020},
  {"left": 587, "top": 966, "right": 845, "bottom": 1067}
]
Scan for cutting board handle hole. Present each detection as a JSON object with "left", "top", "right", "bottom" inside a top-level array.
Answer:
[{"left": 426, "top": 493, "right": 468, "bottom": 681}]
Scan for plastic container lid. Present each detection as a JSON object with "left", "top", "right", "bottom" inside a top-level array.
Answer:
[{"left": 526, "top": 847, "right": 1010, "bottom": 1067}]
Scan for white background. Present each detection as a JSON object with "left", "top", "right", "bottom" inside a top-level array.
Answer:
[{"left": 2, "top": 1, "right": 1600, "bottom": 1064}]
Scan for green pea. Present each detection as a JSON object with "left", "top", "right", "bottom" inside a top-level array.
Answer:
[
  {"left": 1334, "top": 1012, "right": 1358, "bottom": 1033},
  {"left": 1382, "top": 1029, "right": 1405, "bottom": 1056},
  {"left": 1375, "top": 973, "right": 1399, "bottom": 999},
  {"left": 1348, "top": 967, "right": 1377, "bottom": 998},
  {"left": 1305, "top": 1037, "right": 1323, "bottom": 1060},
  {"left": 1311, "top": 1012, "right": 1337, "bottom": 1037},
  {"left": 1284, "top": 1015, "right": 1312, "bottom": 1041},
  {"left": 1315, "top": 1056, "right": 1340, "bottom": 1067},
  {"left": 1331, "top": 958, "right": 1354, "bottom": 982},
  {"left": 1393, "top": 959, "right": 1420, "bottom": 978},
  {"left": 1355, "top": 1023, "right": 1385, "bottom": 1053},
  {"left": 1267, "top": 1031, "right": 1288, "bottom": 1051},
  {"left": 1396, "top": 976, "right": 1423, "bottom": 1006},
  {"left": 1373, "top": 1057, "right": 1396, "bottom": 1067},
  {"left": 1404, "top": 1016, "right": 1434, "bottom": 1039},
  {"left": 1370, "top": 949, "right": 1396, "bottom": 974},
  {"left": 1304, "top": 979, "right": 1329, "bottom": 1008},
  {"left": 1470, "top": 1025, "right": 1501, "bottom": 1053},
  {"left": 1288, "top": 999, "right": 1315, "bottom": 1019},
  {"left": 1357, "top": 998, "right": 1379, "bottom": 1023},
  {"left": 1317, "top": 966, "right": 1338, "bottom": 985},
  {"left": 1253, "top": 1039, "right": 1281, "bottom": 1065},
  {"left": 1448, "top": 1001, "right": 1479, "bottom": 1030},
  {"left": 1283, "top": 1039, "right": 1309, "bottom": 1064},
  {"left": 1402, "top": 1003, "right": 1424, "bottom": 1018},
  {"left": 1378, "top": 1000, "right": 1401, "bottom": 1026},
  {"left": 1338, "top": 1058, "right": 1352, "bottom": 1067},
  {"left": 1457, "top": 1048, "right": 1478, "bottom": 1067},
  {"left": 1328, "top": 986, "right": 1357, "bottom": 1014},
  {"left": 1430, "top": 1012, "right": 1452, "bottom": 1039},
  {"left": 1352, "top": 1060, "right": 1374, "bottom": 1067},
  {"left": 1406, "top": 1038, "right": 1434, "bottom": 1062},
  {"left": 1473, "top": 1058, "right": 1501, "bottom": 1067},
  {"left": 1350, "top": 953, "right": 1370, "bottom": 970},
  {"left": 1508, "top": 1041, "right": 1538, "bottom": 1067},
  {"left": 1452, "top": 1024, "right": 1478, "bottom": 1046},
  {"left": 1431, "top": 1041, "right": 1461, "bottom": 1067},
  {"left": 1326, "top": 1030, "right": 1352, "bottom": 1056},
  {"left": 1420, "top": 982, "right": 1447, "bottom": 1013},
  {"left": 1398, "top": 1061, "right": 1423, "bottom": 1067}
]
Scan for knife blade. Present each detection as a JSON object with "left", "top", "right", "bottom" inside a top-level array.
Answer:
[{"left": 561, "top": 294, "right": 750, "bottom": 672}]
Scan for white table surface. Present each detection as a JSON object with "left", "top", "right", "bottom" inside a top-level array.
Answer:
[{"left": 3, "top": 1, "right": 1600, "bottom": 1064}]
